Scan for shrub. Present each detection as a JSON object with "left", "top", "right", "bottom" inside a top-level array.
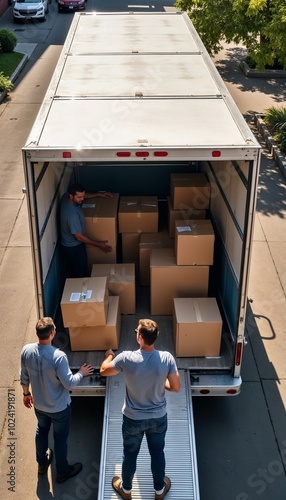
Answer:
[
  {"left": 0, "top": 71, "right": 13, "bottom": 93},
  {"left": 0, "top": 29, "right": 17, "bottom": 53},
  {"left": 264, "top": 107, "right": 286, "bottom": 153}
]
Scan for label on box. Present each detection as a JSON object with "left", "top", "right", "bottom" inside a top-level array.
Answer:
[
  {"left": 70, "top": 290, "right": 92, "bottom": 302},
  {"left": 82, "top": 204, "right": 96, "bottom": 208},
  {"left": 177, "top": 226, "right": 192, "bottom": 232}
]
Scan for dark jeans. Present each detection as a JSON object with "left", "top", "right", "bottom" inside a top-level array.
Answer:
[
  {"left": 35, "top": 405, "right": 71, "bottom": 476},
  {"left": 61, "top": 243, "right": 88, "bottom": 278},
  {"left": 122, "top": 414, "right": 167, "bottom": 491}
]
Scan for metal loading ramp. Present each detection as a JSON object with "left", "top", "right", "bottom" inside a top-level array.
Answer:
[{"left": 98, "top": 369, "right": 200, "bottom": 500}]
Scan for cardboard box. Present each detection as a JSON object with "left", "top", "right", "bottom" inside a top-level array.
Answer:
[
  {"left": 173, "top": 297, "right": 222, "bottom": 357},
  {"left": 139, "top": 232, "right": 173, "bottom": 286},
  {"left": 175, "top": 219, "right": 215, "bottom": 265},
  {"left": 83, "top": 193, "right": 119, "bottom": 268},
  {"left": 118, "top": 196, "right": 158, "bottom": 233},
  {"left": 69, "top": 296, "right": 121, "bottom": 351},
  {"left": 91, "top": 263, "right": 136, "bottom": 314},
  {"left": 170, "top": 173, "right": 210, "bottom": 210},
  {"left": 150, "top": 248, "right": 209, "bottom": 315},
  {"left": 61, "top": 277, "right": 109, "bottom": 327},
  {"left": 167, "top": 196, "right": 206, "bottom": 238},
  {"left": 121, "top": 232, "right": 140, "bottom": 261}
]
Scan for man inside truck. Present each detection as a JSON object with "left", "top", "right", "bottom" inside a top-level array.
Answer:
[
  {"left": 60, "top": 183, "right": 113, "bottom": 277},
  {"left": 100, "top": 318, "right": 181, "bottom": 500}
]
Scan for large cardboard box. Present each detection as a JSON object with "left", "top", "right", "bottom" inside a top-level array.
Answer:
[
  {"left": 69, "top": 296, "right": 121, "bottom": 351},
  {"left": 91, "top": 263, "right": 136, "bottom": 314},
  {"left": 121, "top": 233, "right": 141, "bottom": 261},
  {"left": 173, "top": 297, "right": 222, "bottom": 357},
  {"left": 61, "top": 277, "right": 109, "bottom": 327},
  {"left": 150, "top": 248, "right": 209, "bottom": 315},
  {"left": 82, "top": 193, "right": 119, "bottom": 267},
  {"left": 167, "top": 196, "right": 206, "bottom": 238},
  {"left": 118, "top": 196, "right": 158, "bottom": 233},
  {"left": 139, "top": 232, "right": 173, "bottom": 286},
  {"left": 170, "top": 173, "right": 210, "bottom": 210},
  {"left": 175, "top": 219, "right": 215, "bottom": 265}
]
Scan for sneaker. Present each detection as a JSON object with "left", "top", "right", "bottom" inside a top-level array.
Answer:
[
  {"left": 38, "top": 448, "right": 53, "bottom": 475},
  {"left": 155, "top": 477, "right": 171, "bottom": 500},
  {"left": 112, "top": 476, "right": 132, "bottom": 500},
  {"left": 56, "top": 463, "right": 83, "bottom": 483}
]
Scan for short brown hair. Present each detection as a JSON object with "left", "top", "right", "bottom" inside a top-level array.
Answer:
[
  {"left": 36, "top": 317, "right": 55, "bottom": 340},
  {"left": 138, "top": 319, "right": 159, "bottom": 346}
]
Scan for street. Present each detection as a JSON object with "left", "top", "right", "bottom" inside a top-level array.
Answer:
[{"left": 1, "top": 2, "right": 286, "bottom": 499}]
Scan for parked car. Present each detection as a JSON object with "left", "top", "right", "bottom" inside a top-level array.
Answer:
[
  {"left": 57, "top": 0, "right": 85, "bottom": 12},
  {"left": 13, "top": 0, "right": 49, "bottom": 22}
]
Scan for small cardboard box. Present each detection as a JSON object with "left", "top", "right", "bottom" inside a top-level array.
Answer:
[
  {"left": 175, "top": 219, "right": 215, "bottom": 265},
  {"left": 83, "top": 193, "right": 119, "bottom": 268},
  {"left": 61, "top": 277, "right": 109, "bottom": 327},
  {"left": 69, "top": 296, "right": 121, "bottom": 351},
  {"left": 167, "top": 196, "right": 206, "bottom": 238},
  {"left": 118, "top": 196, "right": 158, "bottom": 233},
  {"left": 121, "top": 233, "right": 141, "bottom": 261},
  {"left": 150, "top": 248, "right": 209, "bottom": 315},
  {"left": 170, "top": 173, "right": 210, "bottom": 210},
  {"left": 139, "top": 232, "right": 173, "bottom": 286},
  {"left": 173, "top": 297, "right": 222, "bottom": 357},
  {"left": 91, "top": 263, "right": 136, "bottom": 314}
]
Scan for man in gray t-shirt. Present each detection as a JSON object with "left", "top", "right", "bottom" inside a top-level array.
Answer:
[
  {"left": 20, "top": 317, "right": 94, "bottom": 483},
  {"left": 100, "top": 319, "right": 181, "bottom": 500},
  {"left": 60, "top": 182, "right": 112, "bottom": 277}
]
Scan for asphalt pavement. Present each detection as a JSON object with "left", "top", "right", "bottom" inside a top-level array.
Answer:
[{"left": 0, "top": 13, "right": 286, "bottom": 500}]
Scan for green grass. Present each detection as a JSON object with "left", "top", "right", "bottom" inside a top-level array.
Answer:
[{"left": 0, "top": 51, "right": 24, "bottom": 78}]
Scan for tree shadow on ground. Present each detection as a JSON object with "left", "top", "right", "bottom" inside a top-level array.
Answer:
[{"left": 214, "top": 46, "right": 286, "bottom": 104}]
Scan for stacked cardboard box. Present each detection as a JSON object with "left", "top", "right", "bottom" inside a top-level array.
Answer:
[
  {"left": 82, "top": 193, "right": 119, "bottom": 270},
  {"left": 167, "top": 197, "right": 206, "bottom": 238},
  {"left": 150, "top": 248, "right": 209, "bottom": 315},
  {"left": 139, "top": 231, "right": 173, "bottom": 286},
  {"left": 175, "top": 219, "right": 215, "bottom": 265},
  {"left": 60, "top": 277, "right": 120, "bottom": 351},
  {"left": 173, "top": 297, "right": 222, "bottom": 357},
  {"left": 119, "top": 196, "right": 159, "bottom": 262},
  {"left": 170, "top": 173, "right": 210, "bottom": 210},
  {"left": 91, "top": 263, "right": 136, "bottom": 314}
]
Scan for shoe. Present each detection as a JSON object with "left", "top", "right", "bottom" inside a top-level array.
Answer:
[
  {"left": 155, "top": 477, "right": 171, "bottom": 500},
  {"left": 56, "top": 463, "right": 83, "bottom": 483},
  {"left": 38, "top": 448, "right": 53, "bottom": 475},
  {"left": 112, "top": 476, "right": 132, "bottom": 500}
]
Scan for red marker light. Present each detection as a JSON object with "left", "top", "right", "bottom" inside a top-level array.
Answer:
[
  {"left": 235, "top": 342, "right": 243, "bottom": 366},
  {"left": 227, "top": 389, "right": 238, "bottom": 395},
  {"left": 116, "top": 152, "right": 131, "bottom": 157},
  {"left": 154, "top": 151, "right": 168, "bottom": 157},
  {"left": 212, "top": 150, "right": 221, "bottom": 157},
  {"left": 135, "top": 151, "right": 149, "bottom": 157},
  {"left": 63, "top": 152, "right": 72, "bottom": 158},
  {"left": 200, "top": 389, "right": 210, "bottom": 395}
]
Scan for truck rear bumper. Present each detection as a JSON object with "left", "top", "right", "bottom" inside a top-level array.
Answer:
[{"left": 191, "top": 374, "right": 242, "bottom": 396}]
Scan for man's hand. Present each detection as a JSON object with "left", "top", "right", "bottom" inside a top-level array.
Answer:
[
  {"left": 105, "top": 349, "right": 115, "bottom": 359},
  {"left": 23, "top": 394, "right": 34, "bottom": 409},
  {"left": 97, "top": 192, "right": 113, "bottom": 198},
  {"left": 80, "top": 363, "right": 94, "bottom": 377},
  {"left": 96, "top": 241, "right": 112, "bottom": 253}
]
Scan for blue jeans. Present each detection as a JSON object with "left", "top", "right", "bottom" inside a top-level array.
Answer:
[
  {"left": 122, "top": 414, "right": 167, "bottom": 491},
  {"left": 35, "top": 405, "right": 71, "bottom": 476}
]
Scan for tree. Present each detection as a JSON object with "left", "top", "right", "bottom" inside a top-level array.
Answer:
[{"left": 175, "top": 0, "right": 286, "bottom": 69}]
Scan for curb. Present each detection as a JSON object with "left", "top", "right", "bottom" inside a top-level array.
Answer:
[
  {"left": 240, "top": 60, "right": 286, "bottom": 79},
  {"left": 255, "top": 114, "right": 286, "bottom": 180},
  {"left": 0, "top": 52, "right": 28, "bottom": 103}
]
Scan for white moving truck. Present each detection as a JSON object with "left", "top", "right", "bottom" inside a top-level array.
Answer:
[{"left": 22, "top": 11, "right": 261, "bottom": 499}]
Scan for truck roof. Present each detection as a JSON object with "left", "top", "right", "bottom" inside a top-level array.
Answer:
[{"left": 24, "top": 12, "right": 260, "bottom": 157}]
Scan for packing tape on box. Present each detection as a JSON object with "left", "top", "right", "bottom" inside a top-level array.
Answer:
[{"left": 193, "top": 300, "right": 203, "bottom": 322}]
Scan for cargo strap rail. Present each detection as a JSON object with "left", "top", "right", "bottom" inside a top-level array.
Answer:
[{"left": 98, "top": 369, "right": 200, "bottom": 499}]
